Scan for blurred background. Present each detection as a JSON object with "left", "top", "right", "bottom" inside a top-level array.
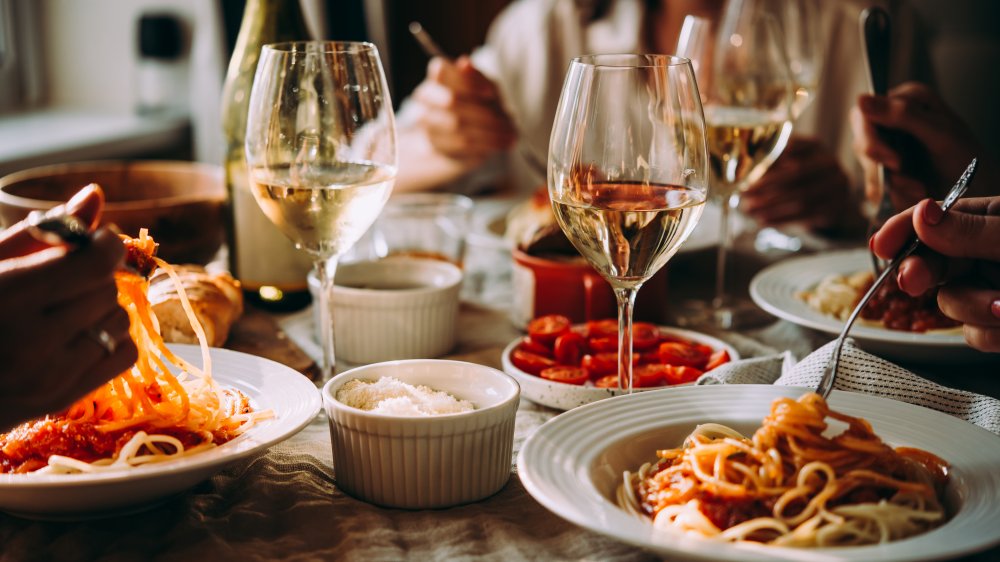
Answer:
[
  {"left": 0, "top": 0, "right": 997, "bottom": 178},
  {"left": 0, "top": 0, "right": 507, "bottom": 176}
]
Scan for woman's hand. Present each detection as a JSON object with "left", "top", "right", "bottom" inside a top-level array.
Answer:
[
  {"left": 0, "top": 186, "right": 138, "bottom": 431},
  {"left": 851, "top": 82, "right": 993, "bottom": 210},
  {"left": 741, "top": 136, "right": 856, "bottom": 231},
  {"left": 411, "top": 56, "right": 518, "bottom": 165},
  {"left": 872, "top": 197, "right": 1000, "bottom": 352}
]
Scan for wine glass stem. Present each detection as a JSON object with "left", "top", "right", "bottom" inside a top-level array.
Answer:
[
  {"left": 314, "top": 257, "right": 339, "bottom": 382},
  {"left": 615, "top": 287, "right": 638, "bottom": 394},
  {"left": 713, "top": 191, "right": 737, "bottom": 307}
]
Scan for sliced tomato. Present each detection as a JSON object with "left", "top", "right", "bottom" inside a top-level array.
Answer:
[
  {"left": 518, "top": 336, "right": 553, "bottom": 357},
  {"left": 585, "top": 319, "right": 619, "bottom": 338},
  {"left": 581, "top": 352, "right": 638, "bottom": 376},
  {"left": 527, "top": 314, "right": 572, "bottom": 345},
  {"left": 632, "top": 364, "right": 668, "bottom": 387},
  {"left": 632, "top": 323, "right": 660, "bottom": 350},
  {"left": 594, "top": 374, "right": 620, "bottom": 388},
  {"left": 663, "top": 365, "right": 704, "bottom": 385},
  {"left": 553, "top": 332, "right": 588, "bottom": 365},
  {"left": 588, "top": 335, "right": 618, "bottom": 352},
  {"left": 581, "top": 353, "right": 618, "bottom": 376},
  {"left": 510, "top": 349, "right": 556, "bottom": 376},
  {"left": 540, "top": 366, "right": 589, "bottom": 385},
  {"left": 637, "top": 351, "right": 662, "bottom": 364},
  {"left": 705, "top": 349, "right": 731, "bottom": 371},
  {"left": 658, "top": 342, "right": 709, "bottom": 369}
]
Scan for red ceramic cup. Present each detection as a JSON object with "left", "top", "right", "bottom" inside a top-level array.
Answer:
[{"left": 510, "top": 248, "right": 668, "bottom": 329}]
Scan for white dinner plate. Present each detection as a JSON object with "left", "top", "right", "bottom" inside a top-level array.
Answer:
[
  {"left": 501, "top": 326, "right": 739, "bottom": 410},
  {"left": 0, "top": 344, "right": 321, "bottom": 519},
  {"left": 749, "top": 249, "right": 978, "bottom": 362},
  {"left": 518, "top": 384, "right": 1000, "bottom": 562}
]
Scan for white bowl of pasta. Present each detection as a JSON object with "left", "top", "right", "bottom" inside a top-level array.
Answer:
[
  {"left": 323, "top": 359, "right": 519, "bottom": 509},
  {"left": 518, "top": 385, "right": 1000, "bottom": 562},
  {"left": 0, "top": 345, "right": 320, "bottom": 519}
]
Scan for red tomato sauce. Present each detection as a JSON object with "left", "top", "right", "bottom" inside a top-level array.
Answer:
[{"left": 0, "top": 417, "right": 204, "bottom": 474}]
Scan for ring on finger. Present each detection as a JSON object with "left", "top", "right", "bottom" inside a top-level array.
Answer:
[{"left": 84, "top": 327, "right": 117, "bottom": 355}]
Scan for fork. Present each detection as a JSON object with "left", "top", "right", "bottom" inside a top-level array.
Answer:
[
  {"left": 817, "top": 158, "right": 978, "bottom": 399},
  {"left": 861, "top": 6, "right": 893, "bottom": 275}
]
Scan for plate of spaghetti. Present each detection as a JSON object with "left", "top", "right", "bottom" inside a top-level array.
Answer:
[
  {"left": 0, "top": 230, "right": 320, "bottom": 519},
  {"left": 518, "top": 385, "right": 1000, "bottom": 562},
  {"left": 749, "top": 250, "right": 977, "bottom": 363}
]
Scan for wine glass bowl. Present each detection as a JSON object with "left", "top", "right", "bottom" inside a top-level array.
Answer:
[
  {"left": 245, "top": 41, "right": 397, "bottom": 380},
  {"left": 674, "top": 1, "right": 795, "bottom": 329},
  {"left": 548, "top": 54, "right": 709, "bottom": 392}
]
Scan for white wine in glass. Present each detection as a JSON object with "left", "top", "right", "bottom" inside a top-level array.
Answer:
[
  {"left": 675, "top": 3, "right": 794, "bottom": 329},
  {"left": 246, "top": 41, "right": 396, "bottom": 380},
  {"left": 549, "top": 54, "right": 709, "bottom": 392}
]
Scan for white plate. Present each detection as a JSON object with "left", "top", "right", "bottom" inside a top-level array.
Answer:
[
  {"left": 749, "top": 249, "right": 977, "bottom": 362},
  {"left": 518, "top": 384, "right": 1000, "bottom": 562},
  {"left": 501, "top": 326, "right": 739, "bottom": 410},
  {"left": 0, "top": 344, "right": 321, "bottom": 519}
]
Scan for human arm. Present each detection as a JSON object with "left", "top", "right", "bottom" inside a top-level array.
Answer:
[
  {"left": 740, "top": 136, "right": 864, "bottom": 234},
  {"left": 852, "top": 81, "right": 999, "bottom": 210},
  {"left": 0, "top": 186, "right": 138, "bottom": 431},
  {"left": 872, "top": 196, "right": 1000, "bottom": 352},
  {"left": 394, "top": 56, "right": 518, "bottom": 193}
]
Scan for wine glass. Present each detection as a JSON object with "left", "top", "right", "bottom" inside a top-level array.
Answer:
[
  {"left": 548, "top": 54, "right": 709, "bottom": 392},
  {"left": 754, "top": 0, "right": 825, "bottom": 253},
  {"left": 777, "top": 0, "right": 824, "bottom": 119},
  {"left": 245, "top": 41, "right": 396, "bottom": 380},
  {"left": 674, "top": 0, "right": 795, "bottom": 329}
]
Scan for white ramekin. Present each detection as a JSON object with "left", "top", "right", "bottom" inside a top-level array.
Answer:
[
  {"left": 322, "top": 359, "right": 520, "bottom": 509},
  {"left": 310, "top": 257, "right": 462, "bottom": 364}
]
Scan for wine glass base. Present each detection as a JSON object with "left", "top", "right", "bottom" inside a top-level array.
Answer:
[{"left": 671, "top": 298, "right": 775, "bottom": 331}]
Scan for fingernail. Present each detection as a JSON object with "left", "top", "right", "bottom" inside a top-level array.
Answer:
[
  {"left": 868, "top": 234, "right": 876, "bottom": 252},
  {"left": 992, "top": 300, "right": 1000, "bottom": 319},
  {"left": 922, "top": 199, "right": 944, "bottom": 225}
]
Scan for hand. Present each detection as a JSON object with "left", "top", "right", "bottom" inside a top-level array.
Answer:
[
  {"left": 872, "top": 197, "right": 1000, "bottom": 352},
  {"left": 411, "top": 55, "right": 517, "bottom": 164},
  {"left": 740, "top": 136, "right": 854, "bottom": 230},
  {"left": 851, "top": 82, "right": 988, "bottom": 210},
  {"left": 0, "top": 186, "right": 138, "bottom": 431}
]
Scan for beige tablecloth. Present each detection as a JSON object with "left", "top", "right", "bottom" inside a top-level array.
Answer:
[{"left": 3, "top": 301, "right": 999, "bottom": 561}]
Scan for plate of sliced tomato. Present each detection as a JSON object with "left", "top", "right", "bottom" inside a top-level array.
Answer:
[{"left": 501, "top": 315, "right": 739, "bottom": 410}]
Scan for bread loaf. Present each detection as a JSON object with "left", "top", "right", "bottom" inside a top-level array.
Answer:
[{"left": 148, "top": 265, "right": 243, "bottom": 347}]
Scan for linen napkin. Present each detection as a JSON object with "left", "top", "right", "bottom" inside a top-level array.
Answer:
[{"left": 699, "top": 338, "right": 1000, "bottom": 435}]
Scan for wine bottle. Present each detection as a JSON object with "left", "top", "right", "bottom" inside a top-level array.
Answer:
[{"left": 221, "top": 0, "right": 315, "bottom": 311}]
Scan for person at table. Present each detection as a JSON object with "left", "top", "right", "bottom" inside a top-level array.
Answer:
[
  {"left": 0, "top": 186, "right": 137, "bottom": 432},
  {"left": 395, "top": 0, "right": 894, "bottom": 235},
  {"left": 872, "top": 196, "right": 1000, "bottom": 353},
  {"left": 852, "top": 81, "right": 999, "bottom": 210},
  {"left": 861, "top": 84, "right": 1000, "bottom": 353}
]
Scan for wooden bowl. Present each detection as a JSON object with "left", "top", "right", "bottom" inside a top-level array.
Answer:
[{"left": 0, "top": 160, "right": 226, "bottom": 264}]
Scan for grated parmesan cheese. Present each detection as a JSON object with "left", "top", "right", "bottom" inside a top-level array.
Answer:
[{"left": 336, "top": 377, "right": 475, "bottom": 416}]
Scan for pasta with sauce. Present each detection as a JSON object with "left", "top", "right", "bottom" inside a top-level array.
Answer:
[
  {"left": 618, "top": 393, "right": 948, "bottom": 546},
  {"left": 0, "top": 230, "right": 270, "bottom": 474}
]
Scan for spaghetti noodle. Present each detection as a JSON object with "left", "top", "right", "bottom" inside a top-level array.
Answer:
[
  {"left": 0, "top": 230, "right": 270, "bottom": 474},
  {"left": 619, "top": 393, "right": 948, "bottom": 546}
]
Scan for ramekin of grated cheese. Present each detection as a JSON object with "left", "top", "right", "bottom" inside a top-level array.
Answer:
[{"left": 322, "top": 359, "right": 520, "bottom": 509}]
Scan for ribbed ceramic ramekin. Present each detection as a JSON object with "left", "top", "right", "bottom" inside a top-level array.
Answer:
[
  {"left": 322, "top": 360, "right": 520, "bottom": 509},
  {"left": 310, "top": 257, "right": 462, "bottom": 364}
]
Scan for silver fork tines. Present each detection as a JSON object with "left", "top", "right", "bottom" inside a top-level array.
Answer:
[{"left": 817, "top": 158, "right": 977, "bottom": 399}]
